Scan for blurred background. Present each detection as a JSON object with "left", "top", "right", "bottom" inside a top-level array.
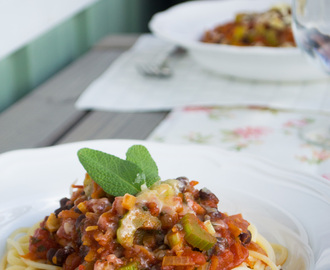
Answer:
[{"left": 0, "top": 0, "right": 187, "bottom": 113}]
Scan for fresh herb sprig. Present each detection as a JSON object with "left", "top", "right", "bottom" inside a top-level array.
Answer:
[{"left": 77, "top": 145, "right": 160, "bottom": 196}]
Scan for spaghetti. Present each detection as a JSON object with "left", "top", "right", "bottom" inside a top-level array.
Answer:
[
  {"left": 1, "top": 178, "right": 287, "bottom": 270},
  {"left": 1, "top": 146, "right": 288, "bottom": 270},
  {"left": 1, "top": 225, "right": 61, "bottom": 270}
]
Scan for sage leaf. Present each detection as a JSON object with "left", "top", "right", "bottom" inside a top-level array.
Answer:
[
  {"left": 77, "top": 148, "right": 143, "bottom": 196},
  {"left": 126, "top": 145, "right": 160, "bottom": 187}
]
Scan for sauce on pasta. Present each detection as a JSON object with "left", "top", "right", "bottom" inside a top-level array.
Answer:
[
  {"left": 1, "top": 176, "right": 287, "bottom": 270},
  {"left": 201, "top": 4, "right": 296, "bottom": 47}
]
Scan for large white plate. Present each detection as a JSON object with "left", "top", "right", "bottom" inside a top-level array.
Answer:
[
  {"left": 149, "top": 0, "right": 328, "bottom": 81},
  {"left": 1, "top": 140, "right": 330, "bottom": 269}
]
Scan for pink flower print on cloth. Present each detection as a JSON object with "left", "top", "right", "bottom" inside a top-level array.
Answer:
[
  {"left": 185, "top": 132, "right": 213, "bottom": 144},
  {"left": 297, "top": 147, "right": 330, "bottom": 165},
  {"left": 322, "top": 173, "right": 330, "bottom": 181},
  {"left": 283, "top": 118, "right": 314, "bottom": 128},
  {"left": 234, "top": 127, "right": 270, "bottom": 139},
  {"left": 283, "top": 118, "right": 314, "bottom": 135},
  {"left": 221, "top": 126, "right": 271, "bottom": 151}
]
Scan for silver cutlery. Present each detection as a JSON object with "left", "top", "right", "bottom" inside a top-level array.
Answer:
[{"left": 136, "top": 47, "right": 186, "bottom": 78}]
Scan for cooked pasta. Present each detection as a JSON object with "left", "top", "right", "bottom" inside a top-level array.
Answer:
[
  {"left": 1, "top": 225, "right": 61, "bottom": 270},
  {"left": 1, "top": 180, "right": 288, "bottom": 270},
  {"left": 1, "top": 146, "right": 288, "bottom": 270}
]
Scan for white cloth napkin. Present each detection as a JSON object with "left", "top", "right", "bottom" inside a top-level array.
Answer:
[{"left": 76, "top": 34, "right": 330, "bottom": 112}]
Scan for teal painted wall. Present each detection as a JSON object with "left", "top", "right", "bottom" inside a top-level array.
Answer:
[{"left": 0, "top": 0, "right": 165, "bottom": 112}]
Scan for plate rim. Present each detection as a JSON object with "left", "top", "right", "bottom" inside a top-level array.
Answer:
[
  {"left": 1, "top": 139, "right": 329, "bottom": 269},
  {"left": 149, "top": 0, "right": 298, "bottom": 56}
]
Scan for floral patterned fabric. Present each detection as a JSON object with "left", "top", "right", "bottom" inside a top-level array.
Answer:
[{"left": 147, "top": 106, "right": 330, "bottom": 181}]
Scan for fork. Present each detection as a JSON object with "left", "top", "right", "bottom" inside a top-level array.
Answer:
[
  {"left": 136, "top": 58, "right": 172, "bottom": 77},
  {"left": 136, "top": 47, "right": 185, "bottom": 78}
]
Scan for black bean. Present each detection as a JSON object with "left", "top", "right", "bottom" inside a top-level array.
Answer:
[
  {"left": 54, "top": 198, "right": 74, "bottom": 217},
  {"left": 208, "top": 210, "right": 223, "bottom": 220},
  {"left": 47, "top": 248, "right": 57, "bottom": 263},
  {"left": 75, "top": 214, "right": 86, "bottom": 229},
  {"left": 154, "top": 230, "right": 165, "bottom": 246},
  {"left": 67, "top": 202, "right": 74, "bottom": 209},
  {"left": 199, "top": 188, "right": 219, "bottom": 206},
  {"left": 76, "top": 231, "right": 83, "bottom": 246},
  {"left": 176, "top": 176, "right": 189, "bottom": 192},
  {"left": 53, "top": 249, "right": 66, "bottom": 265},
  {"left": 54, "top": 208, "right": 62, "bottom": 217},
  {"left": 53, "top": 246, "right": 75, "bottom": 266},
  {"left": 209, "top": 238, "right": 228, "bottom": 256},
  {"left": 64, "top": 246, "right": 75, "bottom": 254},
  {"left": 79, "top": 245, "right": 89, "bottom": 258},
  {"left": 239, "top": 230, "right": 252, "bottom": 246},
  {"left": 74, "top": 207, "right": 82, "bottom": 214},
  {"left": 60, "top": 197, "right": 70, "bottom": 208}
]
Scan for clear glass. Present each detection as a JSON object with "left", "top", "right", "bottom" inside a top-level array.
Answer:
[
  {"left": 292, "top": 0, "right": 330, "bottom": 73},
  {"left": 292, "top": 0, "right": 330, "bottom": 149}
]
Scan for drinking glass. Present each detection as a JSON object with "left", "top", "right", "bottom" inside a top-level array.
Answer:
[{"left": 291, "top": 0, "right": 330, "bottom": 149}]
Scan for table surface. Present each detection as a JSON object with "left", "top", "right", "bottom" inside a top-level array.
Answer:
[{"left": 0, "top": 34, "right": 169, "bottom": 154}]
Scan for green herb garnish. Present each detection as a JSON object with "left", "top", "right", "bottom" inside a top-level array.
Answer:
[
  {"left": 126, "top": 145, "right": 159, "bottom": 187},
  {"left": 77, "top": 145, "right": 160, "bottom": 196}
]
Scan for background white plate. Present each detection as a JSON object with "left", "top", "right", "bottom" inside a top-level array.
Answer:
[
  {"left": 1, "top": 140, "right": 330, "bottom": 269},
  {"left": 149, "top": 0, "right": 328, "bottom": 81}
]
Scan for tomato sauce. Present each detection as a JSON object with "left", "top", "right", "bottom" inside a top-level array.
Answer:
[{"left": 25, "top": 177, "right": 262, "bottom": 269}]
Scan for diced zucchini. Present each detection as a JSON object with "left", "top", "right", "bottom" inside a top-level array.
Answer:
[
  {"left": 265, "top": 29, "right": 279, "bottom": 46},
  {"left": 167, "top": 231, "right": 183, "bottom": 248},
  {"left": 233, "top": 25, "right": 247, "bottom": 42},
  {"left": 118, "top": 262, "right": 139, "bottom": 270},
  {"left": 181, "top": 213, "right": 217, "bottom": 251},
  {"left": 117, "top": 207, "right": 161, "bottom": 247}
]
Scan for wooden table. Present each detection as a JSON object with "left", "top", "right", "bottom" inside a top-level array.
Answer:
[{"left": 0, "top": 34, "right": 168, "bottom": 154}]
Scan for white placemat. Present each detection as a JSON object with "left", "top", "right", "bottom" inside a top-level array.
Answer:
[
  {"left": 76, "top": 34, "right": 330, "bottom": 112},
  {"left": 147, "top": 106, "right": 330, "bottom": 181}
]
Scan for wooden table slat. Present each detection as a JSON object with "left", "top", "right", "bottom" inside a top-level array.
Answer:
[
  {"left": 0, "top": 34, "right": 170, "bottom": 154},
  {"left": 94, "top": 34, "right": 140, "bottom": 50},
  {"left": 58, "top": 111, "right": 168, "bottom": 144},
  {"left": 0, "top": 48, "right": 126, "bottom": 153}
]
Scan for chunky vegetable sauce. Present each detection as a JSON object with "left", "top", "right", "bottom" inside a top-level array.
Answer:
[
  {"left": 201, "top": 4, "right": 296, "bottom": 47},
  {"left": 24, "top": 176, "right": 264, "bottom": 270}
]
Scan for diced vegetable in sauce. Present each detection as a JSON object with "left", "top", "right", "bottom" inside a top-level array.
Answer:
[{"left": 201, "top": 4, "right": 296, "bottom": 47}]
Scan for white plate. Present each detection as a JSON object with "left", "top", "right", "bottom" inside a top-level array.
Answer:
[
  {"left": 1, "top": 140, "right": 330, "bottom": 269},
  {"left": 149, "top": 0, "right": 328, "bottom": 82}
]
